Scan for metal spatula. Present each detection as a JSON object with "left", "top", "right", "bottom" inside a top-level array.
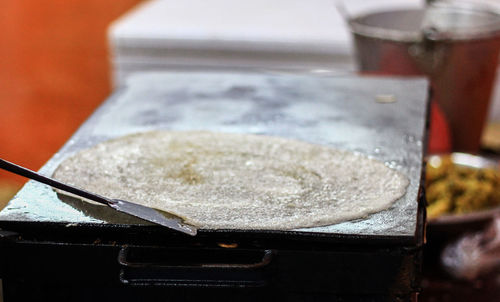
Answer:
[{"left": 0, "top": 158, "right": 197, "bottom": 236}]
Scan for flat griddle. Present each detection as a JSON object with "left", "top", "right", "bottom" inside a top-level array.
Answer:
[
  {"left": 0, "top": 72, "right": 429, "bottom": 301},
  {"left": 0, "top": 72, "right": 427, "bottom": 239}
]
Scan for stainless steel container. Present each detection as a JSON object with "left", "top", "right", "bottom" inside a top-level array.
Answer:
[{"left": 350, "top": 2, "right": 500, "bottom": 152}]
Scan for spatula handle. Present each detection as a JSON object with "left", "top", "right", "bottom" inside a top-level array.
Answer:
[{"left": 0, "top": 158, "right": 111, "bottom": 206}]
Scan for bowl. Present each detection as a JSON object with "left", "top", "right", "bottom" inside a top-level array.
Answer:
[{"left": 426, "top": 153, "right": 500, "bottom": 236}]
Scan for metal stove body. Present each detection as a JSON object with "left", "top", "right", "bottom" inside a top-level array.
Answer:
[{"left": 0, "top": 72, "right": 428, "bottom": 301}]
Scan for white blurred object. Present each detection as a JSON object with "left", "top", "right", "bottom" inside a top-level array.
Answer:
[
  {"left": 108, "top": 0, "right": 423, "bottom": 87},
  {"left": 442, "top": 217, "right": 500, "bottom": 280}
]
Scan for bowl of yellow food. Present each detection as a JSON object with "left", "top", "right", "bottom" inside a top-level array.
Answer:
[{"left": 426, "top": 153, "right": 500, "bottom": 228}]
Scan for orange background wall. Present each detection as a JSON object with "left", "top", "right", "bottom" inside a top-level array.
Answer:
[{"left": 0, "top": 1, "right": 142, "bottom": 184}]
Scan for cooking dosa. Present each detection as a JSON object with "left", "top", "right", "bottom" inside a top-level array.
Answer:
[{"left": 53, "top": 131, "right": 409, "bottom": 229}]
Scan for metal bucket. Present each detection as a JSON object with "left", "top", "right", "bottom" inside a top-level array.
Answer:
[{"left": 349, "top": 2, "right": 500, "bottom": 152}]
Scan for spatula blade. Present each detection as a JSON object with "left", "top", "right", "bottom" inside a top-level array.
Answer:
[{"left": 109, "top": 199, "right": 197, "bottom": 236}]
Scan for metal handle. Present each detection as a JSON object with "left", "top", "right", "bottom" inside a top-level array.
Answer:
[
  {"left": 409, "top": 27, "right": 448, "bottom": 76},
  {"left": 117, "top": 246, "right": 274, "bottom": 287},
  {"left": 0, "top": 158, "right": 112, "bottom": 206}
]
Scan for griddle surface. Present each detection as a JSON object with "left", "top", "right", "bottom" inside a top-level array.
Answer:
[{"left": 0, "top": 72, "right": 428, "bottom": 238}]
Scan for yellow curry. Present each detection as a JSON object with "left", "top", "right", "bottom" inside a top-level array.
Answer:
[{"left": 426, "top": 156, "right": 500, "bottom": 219}]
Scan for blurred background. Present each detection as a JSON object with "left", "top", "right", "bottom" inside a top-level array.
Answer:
[{"left": 0, "top": 1, "right": 143, "bottom": 206}]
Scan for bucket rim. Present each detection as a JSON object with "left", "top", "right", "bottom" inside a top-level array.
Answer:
[{"left": 348, "top": 3, "right": 500, "bottom": 43}]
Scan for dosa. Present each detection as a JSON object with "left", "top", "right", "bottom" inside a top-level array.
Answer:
[{"left": 53, "top": 131, "right": 408, "bottom": 229}]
